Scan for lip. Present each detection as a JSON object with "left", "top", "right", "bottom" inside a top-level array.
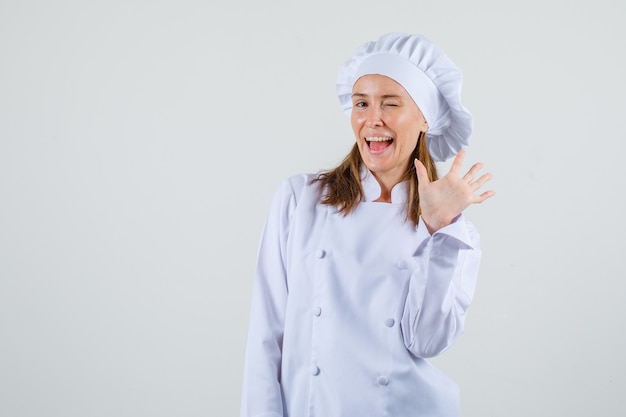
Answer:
[{"left": 364, "top": 136, "right": 394, "bottom": 156}]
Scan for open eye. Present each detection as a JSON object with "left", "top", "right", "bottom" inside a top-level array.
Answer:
[{"left": 354, "top": 101, "right": 367, "bottom": 108}]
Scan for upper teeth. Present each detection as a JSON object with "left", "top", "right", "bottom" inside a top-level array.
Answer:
[{"left": 366, "top": 137, "right": 392, "bottom": 142}]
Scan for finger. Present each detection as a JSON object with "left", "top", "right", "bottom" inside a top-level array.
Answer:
[
  {"left": 463, "top": 162, "right": 484, "bottom": 183},
  {"left": 449, "top": 149, "right": 467, "bottom": 176},
  {"left": 470, "top": 172, "right": 493, "bottom": 191},
  {"left": 414, "top": 158, "right": 430, "bottom": 186},
  {"left": 472, "top": 190, "right": 496, "bottom": 203}
]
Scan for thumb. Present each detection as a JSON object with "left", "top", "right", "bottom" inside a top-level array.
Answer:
[{"left": 414, "top": 158, "right": 430, "bottom": 187}]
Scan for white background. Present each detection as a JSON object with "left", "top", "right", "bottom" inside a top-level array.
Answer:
[{"left": 1, "top": 0, "right": 625, "bottom": 416}]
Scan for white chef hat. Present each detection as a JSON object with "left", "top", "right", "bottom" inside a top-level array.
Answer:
[{"left": 336, "top": 32, "right": 473, "bottom": 162}]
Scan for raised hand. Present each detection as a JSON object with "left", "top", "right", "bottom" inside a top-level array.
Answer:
[{"left": 414, "top": 149, "right": 495, "bottom": 234}]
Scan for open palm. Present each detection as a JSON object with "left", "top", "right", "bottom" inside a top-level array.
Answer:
[{"left": 415, "top": 149, "right": 495, "bottom": 233}]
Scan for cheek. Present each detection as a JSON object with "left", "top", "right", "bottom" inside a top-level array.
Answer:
[
  {"left": 398, "top": 118, "right": 422, "bottom": 143},
  {"left": 350, "top": 115, "right": 363, "bottom": 136},
  {"left": 397, "top": 132, "right": 419, "bottom": 154}
]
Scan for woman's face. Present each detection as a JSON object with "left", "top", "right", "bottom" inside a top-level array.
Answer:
[{"left": 351, "top": 74, "right": 427, "bottom": 188}]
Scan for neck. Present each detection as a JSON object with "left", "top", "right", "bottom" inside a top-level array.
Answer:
[
  {"left": 371, "top": 172, "right": 401, "bottom": 203},
  {"left": 373, "top": 191, "right": 392, "bottom": 203}
]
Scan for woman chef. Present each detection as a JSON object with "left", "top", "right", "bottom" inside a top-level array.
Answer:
[{"left": 240, "top": 32, "right": 495, "bottom": 417}]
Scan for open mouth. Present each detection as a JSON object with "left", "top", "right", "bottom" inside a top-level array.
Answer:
[{"left": 366, "top": 136, "right": 394, "bottom": 152}]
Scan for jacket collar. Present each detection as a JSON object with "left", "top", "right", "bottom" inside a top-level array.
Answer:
[{"left": 360, "top": 167, "right": 409, "bottom": 205}]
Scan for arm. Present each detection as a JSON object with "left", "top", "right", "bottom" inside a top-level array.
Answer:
[
  {"left": 401, "top": 150, "right": 493, "bottom": 357},
  {"left": 240, "top": 180, "right": 296, "bottom": 417},
  {"left": 400, "top": 215, "right": 481, "bottom": 358}
]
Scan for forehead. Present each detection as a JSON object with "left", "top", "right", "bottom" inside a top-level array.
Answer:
[{"left": 352, "top": 74, "right": 410, "bottom": 97}]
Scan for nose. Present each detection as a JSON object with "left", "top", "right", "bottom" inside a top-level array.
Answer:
[{"left": 365, "top": 107, "right": 383, "bottom": 128}]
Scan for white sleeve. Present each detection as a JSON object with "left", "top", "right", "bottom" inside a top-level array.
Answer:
[
  {"left": 240, "top": 179, "right": 297, "bottom": 417},
  {"left": 400, "top": 214, "right": 481, "bottom": 358}
]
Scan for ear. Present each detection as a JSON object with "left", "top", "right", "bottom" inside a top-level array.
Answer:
[
  {"left": 420, "top": 119, "right": 428, "bottom": 134},
  {"left": 415, "top": 106, "right": 428, "bottom": 133}
]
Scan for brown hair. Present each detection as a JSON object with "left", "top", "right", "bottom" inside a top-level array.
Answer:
[{"left": 312, "top": 131, "right": 438, "bottom": 226}]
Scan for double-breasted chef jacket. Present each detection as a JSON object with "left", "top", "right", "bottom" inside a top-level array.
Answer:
[{"left": 241, "top": 168, "right": 482, "bottom": 417}]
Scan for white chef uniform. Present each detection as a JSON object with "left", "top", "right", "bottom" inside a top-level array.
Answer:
[{"left": 241, "top": 167, "right": 481, "bottom": 417}]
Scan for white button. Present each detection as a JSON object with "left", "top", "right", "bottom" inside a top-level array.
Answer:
[
  {"left": 377, "top": 376, "right": 389, "bottom": 386},
  {"left": 395, "top": 260, "right": 408, "bottom": 270},
  {"left": 315, "top": 249, "right": 326, "bottom": 259},
  {"left": 313, "top": 306, "right": 322, "bottom": 317},
  {"left": 311, "top": 365, "right": 320, "bottom": 376},
  {"left": 384, "top": 318, "right": 395, "bottom": 327}
]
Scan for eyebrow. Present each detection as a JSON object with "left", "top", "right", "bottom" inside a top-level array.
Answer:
[{"left": 351, "top": 93, "right": 403, "bottom": 99}]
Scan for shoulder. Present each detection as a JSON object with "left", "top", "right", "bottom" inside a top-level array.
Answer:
[
  {"left": 266, "top": 173, "right": 321, "bottom": 216},
  {"left": 274, "top": 173, "right": 320, "bottom": 203}
]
